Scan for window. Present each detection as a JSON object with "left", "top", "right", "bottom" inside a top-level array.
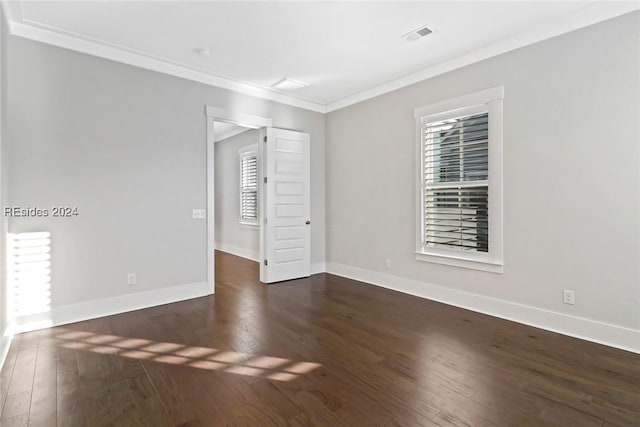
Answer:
[
  {"left": 239, "top": 145, "right": 258, "bottom": 225},
  {"left": 414, "top": 87, "right": 503, "bottom": 273}
]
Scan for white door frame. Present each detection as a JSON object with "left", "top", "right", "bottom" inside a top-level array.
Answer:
[{"left": 204, "top": 106, "right": 272, "bottom": 293}]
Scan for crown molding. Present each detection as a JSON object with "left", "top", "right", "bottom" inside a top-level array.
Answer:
[
  {"left": 1, "top": 5, "right": 327, "bottom": 113},
  {"left": 324, "top": 1, "right": 640, "bottom": 112},
  {"left": 1, "top": 1, "right": 638, "bottom": 114}
]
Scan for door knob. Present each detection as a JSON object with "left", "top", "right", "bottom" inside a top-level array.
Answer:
[{"left": 305, "top": 221, "right": 311, "bottom": 225}]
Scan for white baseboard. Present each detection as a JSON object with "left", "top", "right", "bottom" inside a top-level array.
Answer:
[
  {"left": 311, "top": 262, "right": 326, "bottom": 275},
  {"left": 326, "top": 263, "right": 640, "bottom": 354},
  {"left": 215, "top": 243, "right": 259, "bottom": 262},
  {"left": 12, "top": 281, "right": 212, "bottom": 334},
  {"left": 0, "top": 324, "right": 13, "bottom": 372}
]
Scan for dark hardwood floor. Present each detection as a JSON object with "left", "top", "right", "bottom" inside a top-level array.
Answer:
[{"left": 1, "top": 251, "right": 639, "bottom": 426}]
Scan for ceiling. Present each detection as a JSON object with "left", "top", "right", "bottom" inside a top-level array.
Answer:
[
  {"left": 2, "top": 1, "right": 638, "bottom": 112},
  {"left": 213, "top": 121, "right": 251, "bottom": 142}
]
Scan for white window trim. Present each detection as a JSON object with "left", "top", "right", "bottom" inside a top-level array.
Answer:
[
  {"left": 239, "top": 144, "right": 259, "bottom": 227},
  {"left": 414, "top": 87, "right": 504, "bottom": 273}
]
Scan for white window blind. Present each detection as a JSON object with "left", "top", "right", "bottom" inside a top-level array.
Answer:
[
  {"left": 240, "top": 153, "right": 258, "bottom": 223},
  {"left": 422, "top": 111, "right": 489, "bottom": 253}
]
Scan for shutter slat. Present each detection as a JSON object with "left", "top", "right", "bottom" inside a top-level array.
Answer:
[
  {"left": 425, "top": 151, "right": 489, "bottom": 162},
  {"left": 425, "top": 157, "right": 488, "bottom": 166},
  {"left": 427, "top": 128, "right": 488, "bottom": 138},
  {"left": 425, "top": 241, "right": 486, "bottom": 250},
  {"left": 425, "top": 231, "right": 486, "bottom": 239},
  {"left": 425, "top": 130, "right": 488, "bottom": 144},
  {"left": 425, "top": 123, "right": 488, "bottom": 137},
  {"left": 424, "top": 163, "right": 488, "bottom": 171},
  {"left": 424, "top": 143, "right": 488, "bottom": 156}
]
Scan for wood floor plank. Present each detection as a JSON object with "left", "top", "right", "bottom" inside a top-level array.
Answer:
[
  {"left": 1, "top": 391, "right": 31, "bottom": 421},
  {"left": 1, "top": 250, "right": 638, "bottom": 426},
  {"left": 6, "top": 349, "right": 37, "bottom": 397},
  {"left": 55, "top": 345, "right": 84, "bottom": 427},
  {"left": 0, "top": 335, "right": 23, "bottom": 413},
  {"left": 139, "top": 360, "right": 202, "bottom": 426},
  {"left": 116, "top": 356, "right": 172, "bottom": 427},
  {"left": 0, "top": 412, "right": 29, "bottom": 427},
  {"left": 28, "top": 351, "right": 57, "bottom": 427},
  {"left": 76, "top": 349, "right": 112, "bottom": 427},
  {"left": 109, "top": 314, "right": 209, "bottom": 427}
]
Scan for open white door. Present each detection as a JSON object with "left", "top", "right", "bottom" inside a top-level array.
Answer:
[{"left": 260, "top": 128, "right": 311, "bottom": 283}]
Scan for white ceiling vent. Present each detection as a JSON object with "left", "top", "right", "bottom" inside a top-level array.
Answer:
[{"left": 403, "top": 25, "right": 433, "bottom": 42}]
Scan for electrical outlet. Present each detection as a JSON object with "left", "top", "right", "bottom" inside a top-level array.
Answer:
[
  {"left": 385, "top": 258, "right": 392, "bottom": 269},
  {"left": 127, "top": 273, "right": 137, "bottom": 285},
  {"left": 192, "top": 209, "right": 206, "bottom": 219},
  {"left": 562, "top": 290, "right": 575, "bottom": 305}
]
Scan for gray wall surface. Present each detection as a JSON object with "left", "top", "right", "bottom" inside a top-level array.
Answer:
[
  {"left": 214, "top": 129, "right": 260, "bottom": 261},
  {"left": 5, "top": 34, "right": 326, "bottom": 309},
  {"left": 0, "top": 11, "right": 7, "bottom": 335},
  {"left": 326, "top": 12, "right": 640, "bottom": 330}
]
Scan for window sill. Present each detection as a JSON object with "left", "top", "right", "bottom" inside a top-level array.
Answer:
[{"left": 415, "top": 251, "right": 503, "bottom": 274}]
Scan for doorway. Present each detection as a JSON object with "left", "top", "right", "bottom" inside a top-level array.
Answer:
[
  {"left": 213, "top": 121, "right": 261, "bottom": 284},
  {"left": 205, "top": 107, "right": 312, "bottom": 292}
]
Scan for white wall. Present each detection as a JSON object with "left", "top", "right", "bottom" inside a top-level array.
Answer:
[
  {"left": 4, "top": 33, "right": 326, "bottom": 328},
  {"left": 326, "top": 12, "right": 640, "bottom": 351},
  {"left": 214, "top": 129, "right": 259, "bottom": 261}
]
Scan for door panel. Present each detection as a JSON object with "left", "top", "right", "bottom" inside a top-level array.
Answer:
[{"left": 261, "top": 128, "right": 311, "bottom": 283}]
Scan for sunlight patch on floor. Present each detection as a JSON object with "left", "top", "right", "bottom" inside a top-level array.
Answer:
[{"left": 54, "top": 328, "right": 322, "bottom": 381}]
